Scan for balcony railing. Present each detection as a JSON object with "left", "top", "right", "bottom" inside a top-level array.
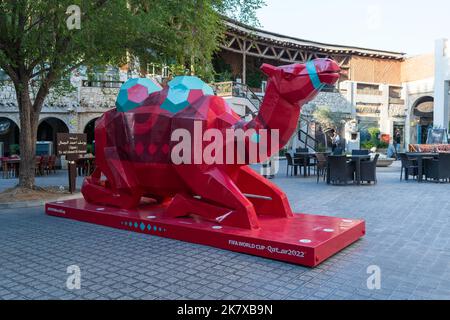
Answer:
[
  {"left": 389, "top": 104, "right": 406, "bottom": 117},
  {"left": 356, "top": 88, "right": 383, "bottom": 96},
  {"left": 356, "top": 105, "right": 381, "bottom": 114},
  {"left": 211, "top": 81, "right": 234, "bottom": 97},
  {"left": 82, "top": 80, "right": 123, "bottom": 88},
  {"left": 389, "top": 98, "right": 405, "bottom": 105}
]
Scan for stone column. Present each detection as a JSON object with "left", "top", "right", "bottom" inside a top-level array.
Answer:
[
  {"left": 379, "top": 84, "right": 391, "bottom": 136},
  {"left": 433, "top": 39, "right": 450, "bottom": 130},
  {"left": 343, "top": 81, "right": 357, "bottom": 117},
  {"left": 242, "top": 40, "right": 247, "bottom": 85}
]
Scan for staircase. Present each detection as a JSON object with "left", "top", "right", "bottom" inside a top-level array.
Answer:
[
  {"left": 212, "top": 81, "right": 262, "bottom": 117},
  {"left": 297, "top": 115, "right": 319, "bottom": 152},
  {"left": 213, "top": 81, "right": 319, "bottom": 152}
]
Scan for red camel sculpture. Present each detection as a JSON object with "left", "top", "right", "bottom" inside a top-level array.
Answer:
[
  {"left": 81, "top": 58, "right": 341, "bottom": 230},
  {"left": 48, "top": 58, "right": 365, "bottom": 267}
]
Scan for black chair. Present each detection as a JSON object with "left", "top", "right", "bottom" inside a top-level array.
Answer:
[
  {"left": 328, "top": 155, "right": 355, "bottom": 185},
  {"left": 285, "top": 152, "right": 300, "bottom": 177},
  {"left": 360, "top": 154, "right": 379, "bottom": 184},
  {"left": 306, "top": 154, "right": 317, "bottom": 176},
  {"left": 296, "top": 153, "right": 316, "bottom": 176},
  {"left": 352, "top": 149, "right": 369, "bottom": 156},
  {"left": 398, "top": 153, "right": 418, "bottom": 181},
  {"left": 424, "top": 153, "right": 450, "bottom": 183},
  {"left": 316, "top": 153, "right": 328, "bottom": 183}
]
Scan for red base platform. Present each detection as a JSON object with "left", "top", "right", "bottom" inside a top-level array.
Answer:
[{"left": 45, "top": 198, "right": 365, "bottom": 267}]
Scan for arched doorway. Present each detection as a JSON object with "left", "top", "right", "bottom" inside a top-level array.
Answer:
[
  {"left": 411, "top": 96, "right": 434, "bottom": 144},
  {"left": 37, "top": 118, "right": 69, "bottom": 155},
  {"left": 0, "top": 117, "right": 20, "bottom": 156},
  {"left": 84, "top": 118, "right": 99, "bottom": 154},
  {"left": 83, "top": 118, "right": 99, "bottom": 145}
]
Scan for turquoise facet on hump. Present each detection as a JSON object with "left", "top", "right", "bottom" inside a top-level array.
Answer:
[
  {"left": 161, "top": 76, "right": 214, "bottom": 113},
  {"left": 116, "top": 78, "right": 162, "bottom": 112}
]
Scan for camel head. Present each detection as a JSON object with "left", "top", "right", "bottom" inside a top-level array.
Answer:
[{"left": 261, "top": 58, "right": 341, "bottom": 105}]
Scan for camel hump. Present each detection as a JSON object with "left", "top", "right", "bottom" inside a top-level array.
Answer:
[
  {"left": 116, "top": 78, "right": 162, "bottom": 112},
  {"left": 160, "top": 76, "right": 215, "bottom": 113}
]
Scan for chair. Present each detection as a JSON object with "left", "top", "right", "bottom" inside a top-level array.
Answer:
[
  {"left": 47, "top": 155, "right": 57, "bottom": 174},
  {"left": 328, "top": 155, "right": 355, "bottom": 185},
  {"left": 315, "top": 153, "right": 328, "bottom": 183},
  {"left": 359, "top": 154, "right": 379, "bottom": 184},
  {"left": 285, "top": 152, "right": 300, "bottom": 177},
  {"left": 295, "top": 153, "right": 316, "bottom": 176},
  {"left": 35, "top": 156, "right": 42, "bottom": 176},
  {"left": 398, "top": 153, "right": 418, "bottom": 181},
  {"left": 424, "top": 153, "right": 450, "bottom": 183},
  {"left": 1, "top": 158, "right": 10, "bottom": 179},
  {"left": 40, "top": 156, "right": 49, "bottom": 176},
  {"left": 352, "top": 150, "right": 369, "bottom": 156}
]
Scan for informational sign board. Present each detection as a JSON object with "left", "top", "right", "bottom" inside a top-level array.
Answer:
[
  {"left": 56, "top": 133, "right": 87, "bottom": 193},
  {"left": 57, "top": 133, "right": 87, "bottom": 161}
]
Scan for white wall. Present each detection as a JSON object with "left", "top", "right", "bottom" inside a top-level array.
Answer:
[{"left": 433, "top": 39, "right": 450, "bottom": 129}]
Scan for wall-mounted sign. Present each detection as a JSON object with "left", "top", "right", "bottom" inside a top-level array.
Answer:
[{"left": 57, "top": 133, "right": 87, "bottom": 160}]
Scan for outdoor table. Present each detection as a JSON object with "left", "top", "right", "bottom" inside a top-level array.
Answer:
[
  {"left": 294, "top": 152, "right": 316, "bottom": 177},
  {"left": 405, "top": 152, "right": 438, "bottom": 182},
  {"left": 326, "top": 155, "right": 370, "bottom": 185},
  {"left": 347, "top": 155, "right": 371, "bottom": 185},
  {"left": 5, "top": 158, "right": 20, "bottom": 178}
]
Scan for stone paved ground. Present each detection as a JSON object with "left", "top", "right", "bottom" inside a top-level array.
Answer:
[{"left": 0, "top": 162, "right": 449, "bottom": 300}]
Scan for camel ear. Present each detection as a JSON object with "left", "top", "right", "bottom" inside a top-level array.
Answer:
[{"left": 261, "top": 64, "right": 280, "bottom": 77}]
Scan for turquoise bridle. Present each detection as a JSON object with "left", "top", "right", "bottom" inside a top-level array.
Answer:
[{"left": 305, "top": 61, "right": 325, "bottom": 90}]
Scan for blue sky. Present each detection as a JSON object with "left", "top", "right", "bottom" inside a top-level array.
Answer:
[{"left": 257, "top": 0, "right": 450, "bottom": 56}]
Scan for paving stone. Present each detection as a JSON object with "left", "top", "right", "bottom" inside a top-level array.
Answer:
[{"left": 1, "top": 163, "right": 450, "bottom": 299}]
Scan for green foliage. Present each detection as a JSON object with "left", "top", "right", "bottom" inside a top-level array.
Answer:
[
  {"left": 278, "top": 148, "right": 287, "bottom": 157},
  {"left": 312, "top": 107, "right": 347, "bottom": 132},
  {"left": 246, "top": 68, "right": 264, "bottom": 88},
  {"left": 213, "top": 0, "right": 266, "bottom": 27},
  {"left": 0, "top": 0, "right": 264, "bottom": 187},
  {"left": 361, "top": 127, "right": 387, "bottom": 149},
  {"left": 86, "top": 144, "right": 94, "bottom": 154},
  {"left": 213, "top": 57, "right": 233, "bottom": 82},
  {"left": 378, "top": 141, "right": 389, "bottom": 149},
  {"left": 368, "top": 127, "right": 380, "bottom": 140},
  {"left": 316, "top": 144, "right": 327, "bottom": 153},
  {"left": 0, "top": 0, "right": 264, "bottom": 84},
  {"left": 9, "top": 144, "right": 20, "bottom": 155},
  {"left": 361, "top": 141, "right": 376, "bottom": 150}
]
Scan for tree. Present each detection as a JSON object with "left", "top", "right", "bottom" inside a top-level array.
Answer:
[
  {"left": 0, "top": 0, "right": 265, "bottom": 189},
  {"left": 312, "top": 107, "right": 348, "bottom": 133}
]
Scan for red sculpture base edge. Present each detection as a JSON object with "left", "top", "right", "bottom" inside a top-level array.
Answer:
[{"left": 45, "top": 198, "right": 365, "bottom": 267}]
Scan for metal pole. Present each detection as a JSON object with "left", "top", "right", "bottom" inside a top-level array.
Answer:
[{"left": 242, "top": 40, "right": 246, "bottom": 85}]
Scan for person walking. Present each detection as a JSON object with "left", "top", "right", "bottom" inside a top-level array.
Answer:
[{"left": 394, "top": 128, "right": 402, "bottom": 157}]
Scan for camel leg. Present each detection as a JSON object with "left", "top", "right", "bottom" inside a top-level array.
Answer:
[
  {"left": 81, "top": 167, "right": 142, "bottom": 209},
  {"left": 171, "top": 165, "right": 260, "bottom": 230},
  {"left": 231, "top": 166, "right": 293, "bottom": 218},
  {"left": 81, "top": 146, "right": 143, "bottom": 209}
]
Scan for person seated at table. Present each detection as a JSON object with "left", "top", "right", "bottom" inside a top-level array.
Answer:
[{"left": 387, "top": 144, "right": 396, "bottom": 159}]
